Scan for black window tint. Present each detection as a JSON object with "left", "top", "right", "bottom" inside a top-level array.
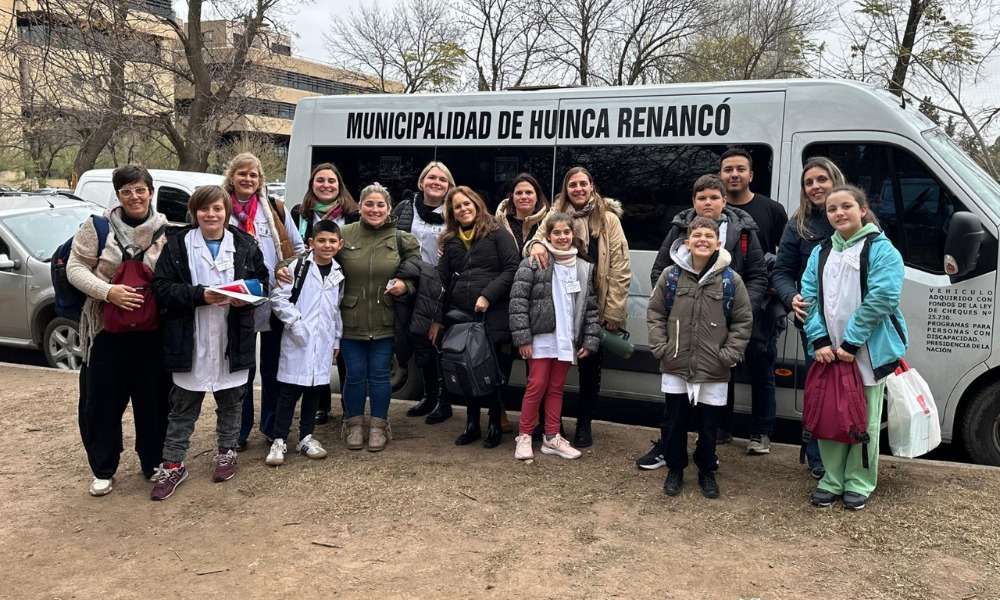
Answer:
[
  {"left": 434, "top": 147, "right": 555, "bottom": 211},
  {"left": 157, "top": 186, "right": 190, "bottom": 224},
  {"left": 805, "top": 142, "right": 996, "bottom": 279},
  {"left": 554, "top": 144, "right": 773, "bottom": 251},
  {"left": 311, "top": 147, "right": 435, "bottom": 207}
]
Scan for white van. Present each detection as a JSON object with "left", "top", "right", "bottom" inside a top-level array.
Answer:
[
  {"left": 285, "top": 79, "right": 999, "bottom": 465},
  {"left": 74, "top": 169, "right": 225, "bottom": 223}
]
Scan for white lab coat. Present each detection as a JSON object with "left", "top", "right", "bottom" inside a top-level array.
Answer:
[
  {"left": 531, "top": 263, "right": 578, "bottom": 363},
  {"left": 270, "top": 253, "right": 344, "bottom": 387},
  {"left": 822, "top": 241, "right": 877, "bottom": 385},
  {"left": 172, "top": 229, "right": 249, "bottom": 393}
]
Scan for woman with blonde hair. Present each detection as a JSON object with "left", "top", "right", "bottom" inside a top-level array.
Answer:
[
  {"left": 772, "top": 156, "right": 846, "bottom": 480},
  {"left": 392, "top": 160, "right": 457, "bottom": 423},
  {"left": 223, "top": 152, "right": 305, "bottom": 450},
  {"left": 526, "top": 166, "right": 632, "bottom": 447},
  {"left": 431, "top": 186, "right": 520, "bottom": 448}
]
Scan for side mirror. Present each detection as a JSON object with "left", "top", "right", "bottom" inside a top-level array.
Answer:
[
  {"left": 0, "top": 253, "right": 19, "bottom": 271},
  {"left": 943, "top": 211, "right": 984, "bottom": 277}
]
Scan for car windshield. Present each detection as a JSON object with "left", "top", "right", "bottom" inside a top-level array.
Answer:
[
  {"left": 2, "top": 206, "right": 101, "bottom": 260},
  {"left": 923, "top": 128, "right": 1000, "bottom": 217}
]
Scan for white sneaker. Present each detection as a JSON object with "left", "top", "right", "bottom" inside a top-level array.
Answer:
[
  {"left": 89, "top": 477, "right": 113, "bottom": 496},
  {"left": 540, "top": 434, "right": 582, "bottom": 460},
  {"left": 265, "top": 438, "right": 287, "bottom": 466},
  {"left": 297, "top": 434, "right": 327, "bottom": 459},
  {"left": 514, "top": 434, "right": 533, "bottom": 460}
]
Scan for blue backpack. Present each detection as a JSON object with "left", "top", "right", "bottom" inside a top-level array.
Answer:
[
  {"left": 51, "top": 215, "right": 110, "bottom": 321},
  {"left": 661, "top": 264, "right": 736, "bottom": 323}
]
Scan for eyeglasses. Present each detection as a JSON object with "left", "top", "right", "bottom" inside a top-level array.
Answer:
[{"left": 118, "top": 186, "right": 149, "bottom": 198}]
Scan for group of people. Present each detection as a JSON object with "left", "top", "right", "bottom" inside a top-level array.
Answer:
[{"left": 71, "top": 147, "right": 907, "bottom": 511}]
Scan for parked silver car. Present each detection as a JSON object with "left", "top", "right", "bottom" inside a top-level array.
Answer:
[{"left": 0, "top": 194, "right": 102, "bottom": 369}]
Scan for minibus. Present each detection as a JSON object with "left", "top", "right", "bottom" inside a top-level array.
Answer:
[{"left": 285, "top": 79, "right": 997, "bottom": 465}]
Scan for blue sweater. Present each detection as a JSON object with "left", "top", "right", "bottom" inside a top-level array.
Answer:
[{"left": 800, "top": 231, "right": 909, "bottom": 379}]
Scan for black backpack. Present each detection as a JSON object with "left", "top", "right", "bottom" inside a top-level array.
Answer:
[
  {"left": 51, "top": 215, "right": 110, "bottom": 321},
  {"left": 440, "top": 318, "right": 503, "bottom": 398}
]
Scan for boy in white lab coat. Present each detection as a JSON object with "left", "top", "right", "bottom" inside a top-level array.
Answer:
[{"left": 266, "top": 220, "right": 344, "bottom": 465}]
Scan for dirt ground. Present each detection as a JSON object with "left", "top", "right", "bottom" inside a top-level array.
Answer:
[{"left": 2, "top": 364, "right": 999, "bottom": 600}]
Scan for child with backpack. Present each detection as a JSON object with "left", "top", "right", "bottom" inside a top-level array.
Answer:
[
  {"left": 647, "top": 216, "right": 752, "bottom": 498},
  {"left": 149, "top": 185, "right": 268, "bottom": 501},
  {"left": 266, "top": 220, "right": 345, "bottom": 465},
  {"left": 800, "top": 185, "right": 907, "bottom": 511},
  {"left": 508, "top": 212, "right": 601, "bottom": 461}
]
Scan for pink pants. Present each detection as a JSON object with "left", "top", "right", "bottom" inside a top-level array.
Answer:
[{"left": 519, "top": 358, "right": 572, "bottom": 435}]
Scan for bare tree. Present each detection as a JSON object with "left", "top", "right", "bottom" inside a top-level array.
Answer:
[
  {"left": 540, "top": 0, "right": 618, "bottom": 85},
  {"left": 456, "top": 0, "right": 551, "bottom": 90},
  {"left": 675, "top": 0, "right": 823, "bottom": 82},
  {"left": 326, "top": 0, "right": 465, "bottom": 93},
  {"left": 595, "top": 0, "right": 706, "bottom": 86}
]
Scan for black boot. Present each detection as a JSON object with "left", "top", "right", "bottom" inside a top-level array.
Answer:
[
  {"left": 455, "top": 397, "right": 481, "bottom": 445},
  {"left": 574, "top": 351, "right": 600, "bottom": 448},
  {"left": 425, "top": 394, "right": 453, "bottom": 424},
  {"left": 482, "top": 394, "right": 503, "bottom": 448},
  {"left": 409, "top": 365, "right": 440, "bottom": 417},
  {"left": 573, "top": 418, "right": 592, "bottom": 448}
]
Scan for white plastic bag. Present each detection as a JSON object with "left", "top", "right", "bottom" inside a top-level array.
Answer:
[{"left": 886, "top": 360, "right": 941, "bottom": 458}]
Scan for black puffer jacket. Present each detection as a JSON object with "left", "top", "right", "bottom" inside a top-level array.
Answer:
[
  {"left": 153, "top": 225, "right": 268, "bottom": 373},
  {"left": 508, "top": 254, "right": 601, "bottom": 352},
  {"left": 290, "top": 204, "right": 359, "bottom": 241},
  {"left": 772, "top": 207, "right": 835, "bottom": 311},
  {"left": 392, "top": 255, "right": 444, "bottom": 363},
  {"left": 650, "top": 206, "right": 768, "bottom": 309},
  {"left": 437, "top": 227, "right": 520, "bottom": 343}
]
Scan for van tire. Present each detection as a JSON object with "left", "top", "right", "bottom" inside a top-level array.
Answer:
[
  {"left": 961, "top": 382, "right": 1000, "bottom": 466},
  {"left": 43, "top": 317, "right": 84, "bottom": 371},
  {"left": 390, "top": 355, "right": 423, "bottom": 400}
]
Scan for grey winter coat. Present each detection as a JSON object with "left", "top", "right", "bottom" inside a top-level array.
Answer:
[
  {"left": 647, "top": 244, "right": 753, "bottom": 383},
  {"left": 508, "top": 253, "right": 601, "bottom": 353}
]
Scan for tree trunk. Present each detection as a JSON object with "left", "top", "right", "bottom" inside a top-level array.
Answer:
[{"left": 888, "top": 0, "right": 926, "bottom": 97}]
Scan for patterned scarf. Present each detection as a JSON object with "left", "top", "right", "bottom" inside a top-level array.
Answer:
[
  {"left": 231, "top": 192, "right": 258, "bottom": 237},
  {"left": 569, "top": 197, "right": 596, "bottom": 248}
]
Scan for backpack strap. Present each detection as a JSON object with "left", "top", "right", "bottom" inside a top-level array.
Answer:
[
  {"left": 859, "top": 232, "right": 907, "bottom": 344},
  {"left": 91, "top": 215, "right": 110, "bottom": 257},
  {"left": 661, "top": 265, "right": 682, "bottom": 318},
  {"left": 815, "top": 239, "right": 834, "bottom": 331},
  {"left": 289, "top": 252, "right": 312, "bottom": 305},
  {"left": 721, "top": 267, "right": 735, "bottom": 324}
]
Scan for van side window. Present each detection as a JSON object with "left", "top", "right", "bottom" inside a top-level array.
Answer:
[
  {"left": 157, "top": 186, "right": 190, "bottom": 224},
  {"left": 555, "top": 144, "right": 774, "bottom": 251},
  {"left": 805, "top": 142, "right": 997, "bottom": 279},
  {"left": 434, "top": 147, "right": 555, "bottom": 209},
  {"left": 311, "top": 147, "right": 435, "bottom": 208}
]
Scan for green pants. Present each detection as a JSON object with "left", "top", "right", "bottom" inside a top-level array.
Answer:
[{"left": 817, "top": 381, "right": 885, "bottom": 497}]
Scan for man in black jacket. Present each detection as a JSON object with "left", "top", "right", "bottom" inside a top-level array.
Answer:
[
  {"left": 638, "top": 174, "right": 768, "bottom": 471},
  {"left": 720, "top": 148, "right": 787, "bottom": 456}
]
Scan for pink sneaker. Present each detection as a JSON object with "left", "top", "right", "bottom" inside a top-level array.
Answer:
[
  {"left": 212, "top": 449, "right": 238, "bottom": 482},
  {"left": 541, "top": 434, "right": 581, "bottom": 460},
  {"left": 514, "top": 434, "right": 533, "bottom": 460}
]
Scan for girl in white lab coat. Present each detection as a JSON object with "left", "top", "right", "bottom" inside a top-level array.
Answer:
[
  {"left": 266, "top": 220, "right": 345, "bottom": 465},
  {"left": 150, "top": 185, "right": 268, "bottom": 501}
]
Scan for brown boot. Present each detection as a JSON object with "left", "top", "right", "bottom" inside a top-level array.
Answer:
[
  {"left": 368, "top": 417, "right": 391, "bottom": 452},
  {"left": 344, "top": 416, "right": 365, "bottom": 450},
  {"left": 499, "top": 409, "right": 514, "bottom": 434}
]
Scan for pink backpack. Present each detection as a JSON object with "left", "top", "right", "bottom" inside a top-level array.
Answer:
[{"left": 803, "top": 360, "right": 872, "bottom": 467}]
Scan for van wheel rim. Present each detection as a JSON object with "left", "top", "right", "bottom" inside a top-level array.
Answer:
[{"left": 49, "top": 325, "right": 83, "bottom": 370}]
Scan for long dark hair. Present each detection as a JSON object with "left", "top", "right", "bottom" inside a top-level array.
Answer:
[
  {"left": 301, "top": 162, "right": 358, "bottom": 217},
  {"left": 826, "top": 184, "right": 880, "bottom": 227},
  {"left": 440, "top": 186, "right": 499, "bottom": 249},
  {"left": 504, "top": 172, "right": 549, "bottom": 215},
  {"left": 798, "top": 157, "right": 846, "bottom": 237}
]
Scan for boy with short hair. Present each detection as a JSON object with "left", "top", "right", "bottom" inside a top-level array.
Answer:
[
  {"left": 647, "top": 216, "right": 753, "bottom": 498},
  {"left": 266, "top": 220, "right": 345, "bottom": 465}
]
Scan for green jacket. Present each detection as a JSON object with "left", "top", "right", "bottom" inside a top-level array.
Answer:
[{"left": 338, "top": 218, "right": 421, "bottom": 340}]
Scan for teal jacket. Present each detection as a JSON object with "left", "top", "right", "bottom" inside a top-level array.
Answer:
[{"left": 800, "top": 231, "right": 909, "bottom": 379}]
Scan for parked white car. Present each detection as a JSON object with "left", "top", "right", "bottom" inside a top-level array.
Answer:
[{"left": 75, "top": 169, "right": 224, "bottom": 223}]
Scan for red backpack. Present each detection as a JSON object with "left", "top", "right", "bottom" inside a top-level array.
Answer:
[
  {"left": 102, "top": 227, "right": 166, "bottom": 333},
  {"left": 803, "top": 360, "right": 873, "bottom": 467}
]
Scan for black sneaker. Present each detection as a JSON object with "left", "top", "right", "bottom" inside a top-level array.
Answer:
[
  {"left": 636, "top": 440, "right": 666, "bottom": 470},
  {"left": 810, "top": 465, "right": 826, "bottom": 480},
  {"left": 663, "top": 470, "right": 683, "bottom": 496},
  {"left": 810, "top": 488, "right": 838, "bottom": 507},
  {"left": 842, "top": 491, "right": 867, "bottom": 511},
  {"left": 697, "top": 471, "right": 720, "bottom": 499},
  {"left": 314, "top": 411, "right": 329, "bottom": 425}
]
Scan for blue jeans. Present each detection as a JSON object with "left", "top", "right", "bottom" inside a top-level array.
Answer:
[
  {"left": 342, "top": 338, "right": 394, "bottom": 419},
  {"left": 799, "top": 327, "right": 823, "bottom": 471}
]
